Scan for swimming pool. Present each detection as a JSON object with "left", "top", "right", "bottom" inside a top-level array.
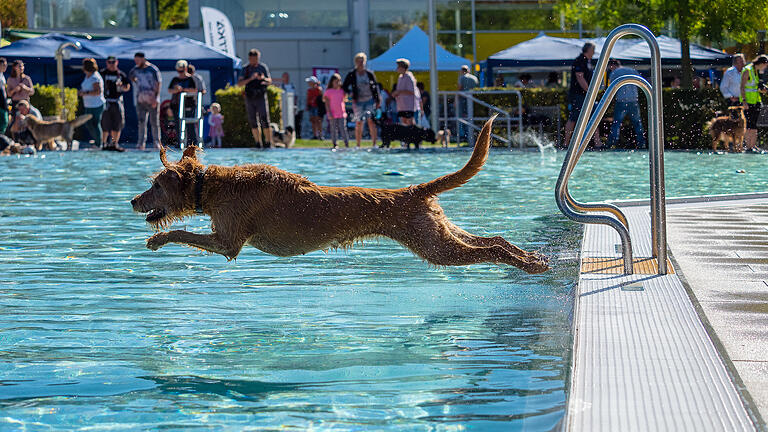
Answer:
[{"left": 1, "top": 148, "right": 766, "bottom": 430}]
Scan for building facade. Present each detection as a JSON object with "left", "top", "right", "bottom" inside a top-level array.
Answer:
[{"left": 26, "top": 0, "right": 568, "bottom": 96}]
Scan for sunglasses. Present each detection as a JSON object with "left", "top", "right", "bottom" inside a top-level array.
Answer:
[{"left": 107, "top": 60, "right": 117, "bottom": 64}]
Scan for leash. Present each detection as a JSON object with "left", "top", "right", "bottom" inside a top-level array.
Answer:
[{"left": 194, "top": 169, "right": 206, "bottom": 214}]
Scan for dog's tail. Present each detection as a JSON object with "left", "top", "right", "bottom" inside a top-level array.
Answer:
[
  {"left": 70, "top": 114, "right": 93, "bottom": 128},
  {"left": 413, "top": 115, "right": 495, "bottom": 197}
]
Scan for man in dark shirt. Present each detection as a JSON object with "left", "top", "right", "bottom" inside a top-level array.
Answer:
[
  {"left": 168, "top": 59, "right": 198, "bottom": 147},
  {"left": 237, "top": 48, "right": 272, "bottom": 148},
  {"left": 564, "top": 42, "right": 602, "bottom": 149},
  {"left": 0, "top": 58, "right": 9, "bottom": 136},
  {"left": 99, "top": 56, "right": 130, "bottom": 148}
]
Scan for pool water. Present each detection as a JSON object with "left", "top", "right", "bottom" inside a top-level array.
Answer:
[{"left": 1, "top": 148, "right": 766, "bottom": 430}]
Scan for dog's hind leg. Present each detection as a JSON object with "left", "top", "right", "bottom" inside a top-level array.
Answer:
[
  {"left": 446, "top": 223, "right": 546, "bottom": 263},
  {"left": 147, "top": 230, "right": 244, "bottom": 260},
  {"left": 393, "top": 217, "right": 548, "bottom": 273}
]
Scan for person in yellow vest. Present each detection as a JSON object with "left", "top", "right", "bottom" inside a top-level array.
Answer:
[{"left": 740, "top": 55, "right": 768, "bottom": 152}]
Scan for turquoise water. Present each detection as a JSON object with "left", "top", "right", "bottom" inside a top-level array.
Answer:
[{"left": 1, "top": 148, "right": 767, "bottom": 431}]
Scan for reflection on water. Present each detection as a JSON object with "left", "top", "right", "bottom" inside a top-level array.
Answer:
[{"left": 1, "top": 148, "right": 763, "bottom": 429}]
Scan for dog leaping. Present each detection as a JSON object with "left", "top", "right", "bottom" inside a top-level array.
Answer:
[{"left": 131, "top": 117, "right": 549, "bottom": 273}]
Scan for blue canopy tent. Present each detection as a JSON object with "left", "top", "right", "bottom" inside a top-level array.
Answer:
[
  {"left": 367, "top": 26, "right": 469, "bottom": 71},
  {"left": 485, "top": 34, "right": 730, "bottom": 85},
  {"left": 0, "top": 33, "right": 241, "bottom": 143}
]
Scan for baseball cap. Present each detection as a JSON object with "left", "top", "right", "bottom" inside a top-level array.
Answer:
[
  {"left": 106, "top": 56, "right": 117, "bottom": 62},
  {"left": 305, "top": 76, "right": 320, "bottom": 83},
  {"left": 175, "top": 59, "right": 188, "bottom": 70},
  {"left": 395, "top": 58, "right": 410, "bottom": 68}
]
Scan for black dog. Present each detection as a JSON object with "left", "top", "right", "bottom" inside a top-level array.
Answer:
[{"left": 380, "top": 124, "right": 437, "bottom": 149}]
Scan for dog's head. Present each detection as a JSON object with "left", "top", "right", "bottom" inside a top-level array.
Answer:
[
  {"left": 131, "top": 146, "right": 204, "bottom": 229},
  {"left": 727, "top": 106, "right": 746, "bottom": 120}
]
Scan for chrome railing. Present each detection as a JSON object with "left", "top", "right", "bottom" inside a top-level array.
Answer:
[
  {"left": 438, "top": 90, "right": 523, "bottom": 147},
  {"left": 178, "top": 91, "right": 204, "bottom": 149},
  {"left": 555, "top": 23, "right": 667, "bottom": 275}
]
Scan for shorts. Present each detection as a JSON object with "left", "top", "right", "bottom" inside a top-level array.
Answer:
[
  {"left": 245, "top": 95, "right": 270, "bottom": 128},
  {"left": 308, "top": 106, "right": 320, "bottom": 118},
  {"left": 397, "top": 110, "right": 415, "bottom": 119},
  {"left": 746, "top": 103, "right": 762, "bottom": 129},
  {"left": 353, "top": 99, "right": 376, "bottom": 122},
  {"left": 568, "top": 93, "right": 587, "bottom": 121},
  {"left": 101, "top": 101, "right": 125, "bottom": 131}
]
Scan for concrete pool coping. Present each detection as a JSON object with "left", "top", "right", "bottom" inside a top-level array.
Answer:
[{"left": 563, "top": 192, "right": 768, "bottom": 432}]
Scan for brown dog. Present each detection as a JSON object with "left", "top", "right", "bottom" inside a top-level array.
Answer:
[
  {"left": 131, "top": 118, "right": 549, "bottom": 273},
  {"left": 706, "top": 107, "right": 746, "bottom": 152},
  {"left": 23, "top": 114, "right": 92, "bottom": 151}
]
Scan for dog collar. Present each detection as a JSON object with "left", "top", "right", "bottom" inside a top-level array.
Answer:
[{"left": 194, "top": 169, "right": 206, "bottom": 214}]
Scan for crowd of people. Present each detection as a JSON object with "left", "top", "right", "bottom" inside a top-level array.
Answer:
[{"left": 0, "top": 44, "right": 764, "bottom": 152}]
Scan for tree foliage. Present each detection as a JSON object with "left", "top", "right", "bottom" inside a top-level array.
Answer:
[
  {"left": 555, "top": 0, "right": 768, "bottom": 87},
  {"left": 158, "top": 0, "right": 189, "bottom": 30},
  {"left": 0, "top": 0, "right": 28, "bottom": 29}
]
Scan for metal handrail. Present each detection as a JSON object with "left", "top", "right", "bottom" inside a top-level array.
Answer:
[
  {"left": 555, "top": 23, "right": 667, "bottom": 275},
  {"left": 438, "top": 90, "right": 523, "bottom": 147},
  {"left": 178, "top": 91, "right": 204, "bottom": 149}
]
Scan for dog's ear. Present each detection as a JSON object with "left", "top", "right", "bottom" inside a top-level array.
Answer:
[
  {"left": 159, "top": 146, "right": 171, "bottom": 168},
  {"left": 181, "top": 145, "right": 201, "bottom": 162}
]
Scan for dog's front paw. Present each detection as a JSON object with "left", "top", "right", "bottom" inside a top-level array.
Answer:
[
  {"left": 524, "top": 252, "right": 550, "bottom": 274},
  {"left": 147, "top": 232, "right": 169, "bottom": 251}
]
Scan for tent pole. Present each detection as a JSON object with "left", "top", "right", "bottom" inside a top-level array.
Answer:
[{"left": 428, "top": 0, "right": 439, "bottom": 133}]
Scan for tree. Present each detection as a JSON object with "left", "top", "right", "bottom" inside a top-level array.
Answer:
[
  {"left": 0, "top": 0, "right": 28, "bottom": 29},
  {"left": 555, "top": 0, "right": 768, "bottom": 88}
]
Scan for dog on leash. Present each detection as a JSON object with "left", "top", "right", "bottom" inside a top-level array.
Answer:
[
  {"left": 23, "top": 114, "right": 92, "bottom": 151},
  {"left": 269, "top": 123, "right": 295, "bottom": 148},
  {"left": 380, "top": 124, "right": 437, "bottom": 149},
  {"left": 131, "top": 117, "right": 549, "bottom": 273},
  {"left": 706, "top": 106, "right": 746, "bottom": 152}
]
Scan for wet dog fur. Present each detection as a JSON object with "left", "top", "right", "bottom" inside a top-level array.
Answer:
[
  {"left": 23, "top": 114, "right": 92, "bottom": 151},
  {"left": 706, "top": 106, "right": 746, "bottom": 152},
  {"left": 131, "top": 118, "right": 549, "bottom": 273}
]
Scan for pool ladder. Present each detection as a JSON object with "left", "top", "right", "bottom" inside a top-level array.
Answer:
[
  {"left": 555, "top": 24, "right": 667, "bottom": 275},
  {"left": 178, "top": 91, "right": 204, "bottom": 149}
]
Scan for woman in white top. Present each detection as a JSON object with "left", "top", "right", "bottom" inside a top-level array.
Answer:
[{"left": 79, "top": 58, "right": 106, "bottom": 148}]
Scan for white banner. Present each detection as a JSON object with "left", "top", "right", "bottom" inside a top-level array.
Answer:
[{"left": 201, "top": 7, "right": 236, "bottom": 56}]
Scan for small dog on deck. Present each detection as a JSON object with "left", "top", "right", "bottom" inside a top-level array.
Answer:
[
  {"left": 23, "top": 114, "right": 92, "bottom": 151},
  {"left": 131, "top": 117, "right": 549, "bottom": 273},
  {"left": 269, "top": 123, "right": 295, "bottom": 148},
  {"left": 380, "top": 124, "right": 437, "bottom": 149},
  {"left": 706, "top": 106, "right": 746, "bottom": 152}
]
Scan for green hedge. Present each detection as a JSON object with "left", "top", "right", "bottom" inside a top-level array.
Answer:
[
  {"left": 473, "top": 87, "right": 741, "bottom": 149},
  {"left": 30, "top": 84, "right": 79, "bottom": 121},
  {"left": 214, "top": 85, "right": 282, "bottom": 147}
]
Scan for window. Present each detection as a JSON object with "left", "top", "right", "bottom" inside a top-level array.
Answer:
[
  {"left": 32, "top": 0, "right": 139, "bottom": 29},
  {"left": 201, "top": 0, "right": 349, "bottom": 29}
]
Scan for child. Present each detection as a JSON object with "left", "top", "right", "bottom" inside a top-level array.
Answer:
[
  {"left": 208, "top": 102, "right": 224, "bottom": 148},
  {"left": 323, "top": 73, "right": 349, "bottom": 148}
]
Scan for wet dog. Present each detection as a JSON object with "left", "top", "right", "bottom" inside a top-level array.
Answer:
[
  {"left": 706, "top": 106, "right": 746, "bottom": 152},
  {"left": 23, "top": 114, "right": 92, "bottom": 151},
  {"left": 380, "top": 124, "right": 437, "bottom": 149},
  {"left": 131, "top": 118, "right": 549, "bottom": 273}
]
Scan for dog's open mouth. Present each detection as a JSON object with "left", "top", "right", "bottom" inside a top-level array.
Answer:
[{"left": 146, "top": 208, "right": 166, "bottom": 223}]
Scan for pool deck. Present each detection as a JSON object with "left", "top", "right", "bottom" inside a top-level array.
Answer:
[{"left": 563, "top": 192, "right": 768, "bottom": 432}]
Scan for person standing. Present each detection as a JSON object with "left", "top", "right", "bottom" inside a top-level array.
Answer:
[
  {"left": 7, "top": 60, "right": 34, "bottom": 109},
  {"left": 323, "top": 73, "right": 349, "bottom": 148},
  {"left": 278, "top": 72, "right": 296, "bottom": 93},
  {"left": 564, "top": 42, "right": 601, "bottom": 149},
  {"left": 607, "top": 59, "right": 646, "bottom": 149},
  {"left": 721, "top": 54, "right": 746, "bottom": 105},
  {"left": 392, "top": 58, "right": 420, "bottom": 126},
  {"left": 100, "top": 56, "right": 130, "bottom": 149},
  {"left": 237, "top": 48, "right": 272, "bottom": 148},
  {"left": 208, "top": 102, "right": 224, "bottom": 148},
  {"left": 305, "top": 76, "right": 324, "bottom": 139},
  {"left": 342, "top": 52, "right": 380, "bottom": 147},
  {"left": 416, "top": 82, "right": 430, "bottom": 124},
  {"left": 129, "top": 52, "right": 162, "bottom": 150},
  {"left": 740, "top": 55, "right": 768, "bottom": 152},
  {"left": 78, "top": 58, "right": 106, "bottom": 148},
  {"left": 169, "top": 60, "right": 198, "bottom": 147},
  {"left": 0, "top": 58, "right": 8, "bottom": 135},
  {"left": 457, "top": 65, "right": 479, "bottom": 140},
  {"left": 187, "top": 64, "right": 207, "bottom": 97}
]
